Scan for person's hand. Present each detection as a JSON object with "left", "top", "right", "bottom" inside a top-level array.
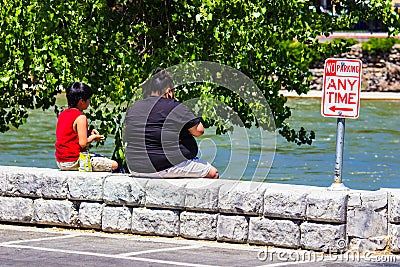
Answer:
[
  {"left": 89, "top": 129, "right": 105, "bottom": 142},
  {"left": 188, "top": 123, "right": 204, "bottom": 137},
  {"left": 92, "top": 134, "right": 105, "bottom": 142},
  {"left": 91, "top": 129, "right": 100, "bottom": 135}
]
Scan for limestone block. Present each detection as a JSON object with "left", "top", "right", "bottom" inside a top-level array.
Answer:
[
  {"left": 0, "top": 168, "right": 7, "bottom": 195},
  {"left": 347, "top": 191, "right": 388, "bottom": 238},
  {"left": 180, "top": 211, "right": 218, "bottom": 240},
  {"left": 219, "top": 181, "right": 267, "bottom": 215},
  {"left": 248, "top": 217, "right": 300, "bottom": 248},
  {"left": 217, "top": 214, "right": 248, "bottom": 243},
  {"left": 0, "top": 196, "right": 33, "bottom": 222},
  {"left": 351, "top": 190, "right": 388, "bottom": 210},
  {"left": 300, "top": 222, "right": 346, "bottom": 252},
  {"left": 264, "top": 188, "right": 308, "bottom": 219},
  {"left": 389, "top": 224, "right": 400, "bottom": 252},
  {"left": 78, "top": 202, "right": 104, "bottom": 229},
  {"left": 5, "top": 168, "right": 39, "bottom": 197},
  {"left": 103, "top": 176, "right": 146, "bottom": 206},
  {"left": 68, "top": 173, "right": 106, "bottom": 201},
  {"left": 102, "top": 206, "right": 132, "bottom": 233},
  {"left": 388, "top": 190, "right": 400, "bottom": 223},
  {"left": 34, "top": 198, "right": 78, "bottom": 226},
  {"left": 0, "top": 166, "right": 15, "bottom": 196},
  {"left": 348, "top": 237, "right": 388, "bottom": 252},
  {"left": 131, "top": 208, "right": 180, "bottom": 236},
  {"left": 36, "top": 172, "right": 68, "bottom": 199},
  {"left": 0, "top": 167, "right": 70, "bottom": 199},
  {"left": 347, "top": 208, "right": 388, "bottom": 238},
  {"left": 144, "top": 179, "right": 187, "bottom": 209},
  {"left": 306, "top": 191, "right": 348, "bottom": 223},
  {"left": 347, "top": 191, "right": 362, "bottom": 207},
  {"left": 185, "top": 179, "right": 223, "bottom": 212}
]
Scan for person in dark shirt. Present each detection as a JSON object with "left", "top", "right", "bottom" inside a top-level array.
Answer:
[{"left": 124, "top": 68, "right": 219, "bottom": 179}]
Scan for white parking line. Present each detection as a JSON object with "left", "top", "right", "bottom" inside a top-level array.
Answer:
[
  {"left": 0, "top": 224, "right": 262, "bottom": 266},
  {"left": 0, "top": 224, "right": 260, "bottom": 252},
  {"left": 0, "top": 243, "right": 220, "bottom": 267},
  {"left": 117, "top": 244, "right": 204, "bottom": 257},
  {"left": 0, "top": 233, "right": 81, "bottom": 245}
]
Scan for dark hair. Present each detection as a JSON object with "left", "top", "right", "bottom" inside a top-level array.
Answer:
[
  {"left": 143, "top": 68, "right": 174, "bottom": 97},
  {"left": 66, "top": 82, "right": 93, "bottom": 107}
]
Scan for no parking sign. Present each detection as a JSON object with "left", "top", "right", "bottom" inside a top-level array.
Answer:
[
  {"left": 321, "top": 58, "right": 363, "bottom": 190},
  {"left": 321, "top": 58, "right": 362, "bottom": 119}
]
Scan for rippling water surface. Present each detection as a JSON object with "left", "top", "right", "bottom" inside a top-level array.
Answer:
[
  {"left": 0, "top": 96, "right": 398, "bottom": 190},
  {"left": 270, "top": 98, "right": 399, "bottom": 190}
]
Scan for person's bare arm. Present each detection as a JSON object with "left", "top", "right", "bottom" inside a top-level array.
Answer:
[
  {"left": 188, "top": 122, "right": 204, "bottom": 137},
  {"left": 74, "top": 115, "right": 104, "bottom": 148}
]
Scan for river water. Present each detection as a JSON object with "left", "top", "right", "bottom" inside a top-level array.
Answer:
[{"left": 0, "top": 96, "right": 398, "bottom": 191}]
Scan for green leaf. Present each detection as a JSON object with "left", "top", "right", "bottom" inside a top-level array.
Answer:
[{"left": 195, "top": 14, "right": 201, "bottom": 22}]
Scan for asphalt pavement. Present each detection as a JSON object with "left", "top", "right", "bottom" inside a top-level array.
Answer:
[{"left": 1, "top": 224, "right": 400, "bottom": 267}]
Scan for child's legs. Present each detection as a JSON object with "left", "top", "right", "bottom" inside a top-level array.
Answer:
[
  {"left": 57, "top": 160, "right": 79, "bottom": 171},
  {"left": 90, "top": 155, "right": 113, "bottom": 172}
]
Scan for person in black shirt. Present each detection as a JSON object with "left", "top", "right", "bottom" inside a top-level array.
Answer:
[{"left": 124, "top": 68, "right": 219, "bottom": 179}]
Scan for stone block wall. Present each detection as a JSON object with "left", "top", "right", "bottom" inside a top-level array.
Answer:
[
  {"left": 310, "top": 44, "right": 400, "bottom": 92},
  {"left": 0, "top": 165, "right": 398, "bottom": 253}
]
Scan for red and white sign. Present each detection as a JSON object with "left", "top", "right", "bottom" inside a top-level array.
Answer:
[{"left": 321, "top": 58, "right": 362, "bottom": 118}]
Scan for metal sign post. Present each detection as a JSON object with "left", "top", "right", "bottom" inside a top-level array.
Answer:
[
  {"left": 330, "top": 117, "right": 348, "bottom": 190},
  {"left": 321, "top": 58, "right": 362, "bottom": 191}
]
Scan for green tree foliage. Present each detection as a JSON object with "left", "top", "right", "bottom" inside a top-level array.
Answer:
[{"left": 1, "top": 0, "right": 399, "bottom": 162}]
